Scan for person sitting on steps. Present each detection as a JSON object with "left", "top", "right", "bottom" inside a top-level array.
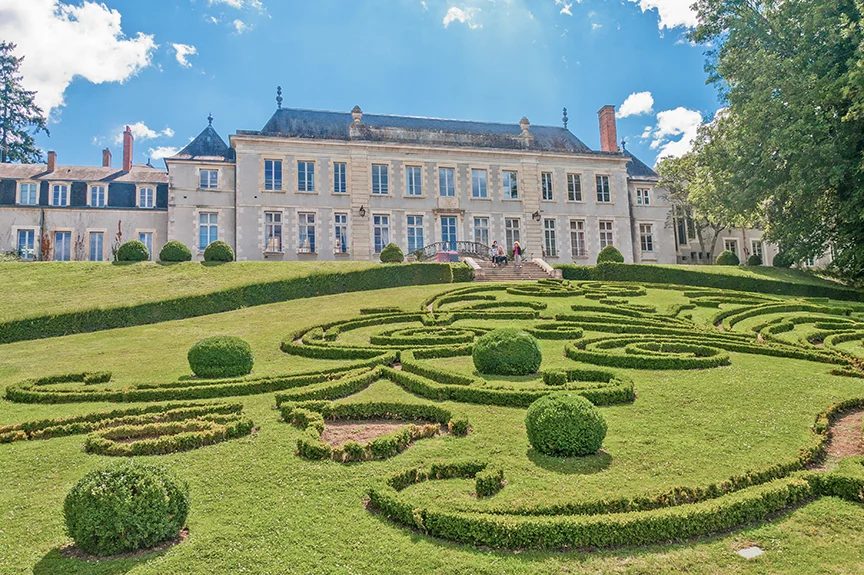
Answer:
[
  {"left": 497, "top": 244, "right": 507, "bottom": 266},
  {"left": 490, "top": 241, "right": 500, "bottom": 266}
]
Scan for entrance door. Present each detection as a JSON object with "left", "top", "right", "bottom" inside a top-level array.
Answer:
[{"left": 441, "top": 216, "right": 457, "bottom": 250}]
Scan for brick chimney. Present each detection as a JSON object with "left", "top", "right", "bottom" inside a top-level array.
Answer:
[
  {"left": 102, "top": 148, "right": 112, "bottom": 168},
  {"left": 598, "top": 105, "right": 619, "bottom": 153},
  {"left": 122, "top": 126, "right": 133, "bottom": 172},
  {"left": 47, "top": 151, "right": 56, "bottom": 172}
]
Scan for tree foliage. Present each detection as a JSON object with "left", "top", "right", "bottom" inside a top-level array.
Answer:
[{"left": 0, "top": 42, "right": 48, "bottom": 164}]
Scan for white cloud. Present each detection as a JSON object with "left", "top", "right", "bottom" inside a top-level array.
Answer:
[
  {"left": 0, "top": 0, "right": 156, "bottom": 113},
  {"left": 148, "top": 146, "right": 180, "bottom": 160},
  {"left": 113, "top": 122, "right": 174, "bottom": 145},
  {"left": 592, "top": 22, "right": 602, "bottom": 30},
  {"left": 171, "top": 43, "right": 197, "bottom": 68},
  {"left": 628, "top": 0, "right": 698, "bottom": 29},
  {"left": 647, "top": 107, "right": 703, "bottom": 158},
  {"left": 556, "top": 0, "right": 574, "bottom": 16},
  {"left": 443, "top": 7, "right": 481, "bottom": 29},
  {"left": 421, "top": 1, "right": 428, "bottom": 9},
  {"left": 617, "top": 91, "right": 654, "bottom": 118},
  {"left": 233, "top": 19, "right": 251, "bottom": 34},
  {"left": 208, "top": 0, "right": 265, "bottom": 12}
]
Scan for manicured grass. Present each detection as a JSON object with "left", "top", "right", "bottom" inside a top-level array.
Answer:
[{"left": 651, "top": 263, "right": 845, "bottom": 288}]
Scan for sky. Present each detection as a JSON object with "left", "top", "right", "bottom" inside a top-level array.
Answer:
[{"left": 0, "top": 0, "right": 720, "bottom": 168}]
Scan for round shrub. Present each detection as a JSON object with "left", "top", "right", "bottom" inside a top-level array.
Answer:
[
  {"left": 187, "top": 336, "right": 253, "bottom": 378},
  {"left": 379, "top": 242, "right": 404, "bottom": 263},
  {"left": 773, "top": 251, "right": 794, "bottom": 268},
  {"left": 747, "top": 253, "right": 763, "bottom": 266},
  {"left": 159, "top": 240, "right": 192, "bottom": 262},
  {"left": 715, "top": 250, "right": 740, "bottom": 266},
  {"left": 472, "top": 328, "right": 542, "bottom": 376},
  {"left": 203, "top": 240, "right": 234, "bottom": 262},
  {"left": 525, "top": 392, "right": 607, "bottom": 456},
  {"left": 116, "top": 240, "right": 149, "bottom": 262},
  {"left": 63, "top": 461, "right": 189, "bottom": 556},
  {"left": 596, "top": 245, "right": 625, "bottom": 264}
]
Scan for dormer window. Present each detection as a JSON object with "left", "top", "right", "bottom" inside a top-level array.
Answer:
[
  {"left": 138, "top": 187, "right": 155, "bottom": 209},
  {"left": 19, "top": 183, "right": 37, "bottom": 205},
  {"left": 51, "top": 184, "right": 68, "bottom": 206},
  {"left": 200, "top": 170, "right": 218, "bottom": 190},
  {"left": 89, "top": 185, "right": 106, "bottom": 207}
]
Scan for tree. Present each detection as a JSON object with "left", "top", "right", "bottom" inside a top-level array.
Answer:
[{"left": 0, "top": 42, "right": 48, "bottom": 164}]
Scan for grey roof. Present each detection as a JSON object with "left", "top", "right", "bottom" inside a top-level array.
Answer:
[
  {"left": 624, "top": 150, "right": 658, "bottom": 181},
  {"left": 0, "top": 163, "right": 167, "bottom": 184},
  {"left": 240, "top": 108, "right": 600, "bottom": 154},
  {"left": 171, "top": 125, "right": 234, "bottom": 162}
]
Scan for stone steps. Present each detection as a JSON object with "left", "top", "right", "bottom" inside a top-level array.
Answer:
[{"left": 474, "top": 261, "right": 550, "bottom": 282}]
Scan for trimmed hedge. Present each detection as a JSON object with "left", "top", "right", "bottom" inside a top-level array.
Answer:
[
  {"left": 596, "top": 245, "right": 625, "bottom": 264},
  {"left": 773, "top": 251, "right": 794, "bottom": 268},
  {"left": 747, "top": 254, "right": 763, "bottom": 266},
  {"left": 472, "top": 328, "right": 542, "bottom": 376},
  {"left": 83, "top": 416, "right": 254, "bottom": 456},
  {"left": 716, "top": 250, "right": 740, "bottom": 266},
  {"left": 525, "top": 393, "right": 607, "bottom": 456},
  {"left": 159, "top": 240, "right": 192, "bottom": 262},
  {"left": 451, "top": 263, "right": 474, "bottom": 283},
  {"left": 203, "top": 240, "right": 234, "bottom": 262},
  {"left": 475, "top": 465, "right": 505, "bottom": 497},
  {"left": 116, "top": 240, "right": 149, "bottom": 262},
  {"left": 380, "top": 243, "right": 404, "bottom": 263},
  {"left": 188, "top": 336, "right": 254, "bottom": 379}
]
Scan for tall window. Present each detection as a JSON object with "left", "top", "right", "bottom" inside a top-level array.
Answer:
[
  {"left": 473, "top": 217, "right": 489, "bottom": 246},
  {"left": 373, "top": 215, "right": 390, "bottom": 253},
  {"left": 17, "top": 229, "right": 35, "bottom": 259},
  {"left": 503, "top": 170, "right": 518, "bottom": 199},
  {"left": 570, "top": 220, "right": 586, "bottom": 257},
  {"left": 544, "top": 218, "right": 557, "bottom": 257},
  {"left": 439, "top": 167, "right": 455, "bottom": 197},
  {"left": 724, "top": 239, "right": 739, "bottom": 257},
  {"left": 406, "top": 166, "right": 423, "bottom": 196},
  {"left": 596, "top": 175, "right": 611, "bottom": 203},
  {"left": 138, "top": 187, "right": 154, "bottom": 209},
  {"left": 639, "top": 223, "right": 654, "bottom": 252},
  {"left": 264, "top": 160, "right": 283, "bottom": 191},
  {"left": 441, "top": 216, "right": 457, "bottom": 250},
  {"left": 372, "top": 164, "right": 389, "bottom": 194},
  {"left": 138, "top": 232, "right": 153, "bottom": 260},
  {"left": 505, "top": 218, "right": 520, "bottom": 252},
  {"left": 407, "top": 215, "right": 424, "bottom": 252},
  {"left": 200, "top": 170, "right": 218, "bottom": 189},
  {"left": 471, "top": 169, "right": 487, "bottom": 198},
  {"left": 264, "top": 211, "right": 283, "bottom": 252},
  {"left": 298, "top": 161, "right": 315, "bottom": 192},
  {"left": 599, "top": 220, "right": 614, "bottom": 248},
  {"left": 541, "top": 172, "right": 553, "bottom": 201},
  {"left": 19, "top": 183, "right": 37, "bottom": 205},
  {"left": 636, "top": 188, "right": 650, "bottom": 205},
  {"left": 567, "top": 174, "right": 582, "bottom": 202},
  {"left": 334, "top": 213, "right": 349, "bottom": 253},
  {"left": 752, "top": 241, "right": 764, "bottom": 262},
  {"left": 199, "top": 213, "right": 218, "bottom": 250},
  {"left": 334, "top": 162, "right": 347, "bottom": 193},
  {"left": 89, "top": 186, "right": 106, "bottom": 207},
  {"left": 298, "top": 213, "right": 316, "bottom": 253},
  {"left": 54, "top": 231, "right": 71, "bottom": 261},
  {"left": 51, "top": 184, "right": 68, "bottom": 207},
  {"left": 89, "top": 232, "right": 104, "bottom": 261}
]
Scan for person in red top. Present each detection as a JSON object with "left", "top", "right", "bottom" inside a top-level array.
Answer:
[{"left": 513, "top": 241, "right": 523, "bottom": 268}]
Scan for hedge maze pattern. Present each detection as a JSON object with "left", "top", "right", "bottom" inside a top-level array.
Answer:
[{"left": 4, "top": 278, "right": 864, "bottom": 550}]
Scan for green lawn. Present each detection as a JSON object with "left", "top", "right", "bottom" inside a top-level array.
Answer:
[{"left": 651, "top": 263, "right": 845, "bottom": 287}]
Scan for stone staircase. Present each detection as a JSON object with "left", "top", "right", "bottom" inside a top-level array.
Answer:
[{"left": 473, "top": 259, "right": 551, "bottom": 282}]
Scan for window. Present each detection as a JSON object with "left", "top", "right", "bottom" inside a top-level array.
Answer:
[
  {"left": 752, "top": 241, "right": 764, "bottom": 262},
  {"left": 636, "top": 188, "right": 651, "bottom": 205},
  {"left": 89, "top": 186, "right": 106, "bottom": 208},
  {"left": 88, "top": 232, "right": 104, "bottom": 261},
  {"left": 298, "top": 161, "right": 315, "bottom": 192},
  {"left": 138, "top": 232, "right": 153, "bottom": 260},
  {"left": 473, "top": 217, "right": 489, "bottom": 246},
  {"left": 54, "top": 231, "right": 71, "bottom": 261},
  {"left": 138, "top": 187, "right": 154, "bottom": 209},
  {"left": 503, "top": 170, "right": 518, "bottom": 199},
  {"left": 639, "top": 223, "right": 654, "bottom": 252},
  {"left": 199, "top": 213, "right": 218, "bottom": 251},
  {"left": 334, "top": 213, "right": 349, "bottom": 254},
  {"left": 541, "top": 172, "right": 553, "bottom": 201},
  {"left": 505, "top": 218, "right": 520, "bottom": 252},
  {"left": 439, "top": 167, "right": 455, "bottom": 197},
  {"left": 17, "top": 229, "right": 35, "bottom": 259},
  {"left": 19, "top": 183, "right": 37, "bottom": 205},
  {"left": 264, "top": 160, "right": 283, "bottom": 191},
  {"left": 298, "top": 213, "right": 316, "bottom": 253},
  {"left": 724, "top": 239, "right": 739, "bottom": 257},
  {"left": 544, "top": 219, "right": 557, "bottom": 257},
  {"left": 372, "top": 164, "right": 389, "bottom": 194},
  {"left": 406, "top": 166, "right": 423, "bottom": 196},
  {"left": 676, "top": 218, "right": 689, "bottom": 245},
  {"left": 407, "top": 215, "right": 424, "bottom": 252},
  {"left": 334, "top": 162, "right": 347, "bottom": 193},
  {"left": 599, "top": 220, "right": 614, "bottom": 249},
  {"left": 567, "top": 174, "right": 582, "bottom": 202},
  {"left": 200, "top": 170, "right": 218, "bottom": 190},
  {"left": 373, "top": 215, "right": 390, "bottom": 253},
  {"left": 51, "top": 184, "right": 68, "bottom": 207},
  {"left": 471, "top": 169, "right": 487, "bottom": 198},
  {"left": 441, "top": 216, "right": 457, "bottom": 250},
  {"left": 264, "top": 211, "right": 283, "bottom": 252},
  {"left": 570, "top": 220, "right": 586, "bottom": 257},
  {"left": 596, "top": 175, "right": 611, "bottom": 203}
]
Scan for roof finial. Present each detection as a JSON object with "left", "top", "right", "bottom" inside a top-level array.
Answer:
[
  {"left": 276, "top": 86, "right": 283, "bottom": 109},
  {"left": 208, "top": 112, "right": 213, "bottom": 126},
  {"left": 621, "top": 138, "right": 627, "bottom": 151},
  {"left": 562, "top": 107, "right": 569, "bottom": 129}
]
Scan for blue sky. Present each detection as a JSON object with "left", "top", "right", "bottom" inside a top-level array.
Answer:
[{"left": 2, "top": 0, "right": 719, "bottom": 168}]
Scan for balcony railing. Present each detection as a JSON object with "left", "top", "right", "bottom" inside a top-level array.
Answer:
[{"left": 419, "top": 241, "right": 492, "bottom": 260}]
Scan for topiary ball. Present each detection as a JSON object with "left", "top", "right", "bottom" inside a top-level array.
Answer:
[
  {"left": 188, "top": 336, "right": 253, "bottom": 378},
  {"left": 747, "top": 253, "right": 762, "bottom": 266},
  {"left": 379, "top": 242, "right": 404, "bottom": 263},
  {"left": 159, "top": 240, "right": 192, "bottom": 262},
  {"left": 715, "top": 250, "right": 740, "bottom": 266},
  {"left": 203, "top": 240, "right": 234, "bottom": 262},
  {"left": 525, "top": 392, "right": 607, "bottom": 456},
  {"left": 596, "top": 245, "right": 625, "bottom": 264},
  {"left": 773, "top": 251, "right": 793, "bottom": 268},
  {"left": 63, "top": 461, "right": 189, "bottom": 556},
  {"left": 116, "top": 240, "right": 149, "bottom": 262},
  {"left": 472, "top": 328, "right": 542, "bottom": 376}
]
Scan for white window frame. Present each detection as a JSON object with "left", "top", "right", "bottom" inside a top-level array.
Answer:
[
  {"left": 723, "top": 238, "right": 740, "bottom": 258},
  {"left": 372, "top": 214, "right": 390, "bottom": 253},
  {"left": 198, "top": 212, "right": 219, "bottom": 252},
  {"left": 15, "top": 227, "right": 37, "bottom": 260},
  {"left": 543, "top": 218, "right": 557, "bottom": 257},
  {"left": 406, "top": 214, "right": 425, "bottom": 252},
  {"left": 570, "top": 219, "right": 586, "bottom": 258},
  {"left": 88, "top": 229, "right": 106, "bottom": 261},
  {"left": 473, "top": 216, "right": 489, "bottom": 246},
  {"left": 750, "top": 239, "right": 764, "bottom": 263},
  {"left": 51, "top": 183, "right": 69, "bottom": 207},
  {"left": 264, "top": 211, "right": 283, "bottom": 253},
  {"left": 439, "top": 167, "right": 455, "bottom": 197},
  {"left": 502, "top": 170, "right": 519, "bottom": 200},
  {"left": 264, "top": 159, "right": 283, "bottom": 191},
  {"left": 333, "top": 161, "right": 347, "bottom": 194},
  {"left": 567, "top": 173, "right": 583, "bottom": 202},
  {"left": 599, "top": 220, "right": 614, "bottom": 249},
  {"left": 297, "top": 212, "right": 316, "bottom": 253},
  {"left": 199, "top": 169, "right": 219, "bottom": 190},
  {"left": 137, "top": 230, "right": 155, "bottom": 261},
  {"left": 639, "top": 223, "right": 655, "bottom": 253},
  {"left": 636, "top": 188, "right": 651, "bottom": 205},
  {"left": 406, "top": 165, "right": 423, "bottom": 197},
  {"left": 53, "top": 229, "right": 73, "bottom": 261},
  {"left": 334, "top": 212, "right": 349, "bottom": 254},
  {"left": 596, "top": 175, "right": 611, "bottom": 203},
  {"left": 297, "top": 160, "right": 315, "bottom": 193},
  {"left": 138, "top": 186, "right": 155, "bottom": 209},
  {"left": 18, "top": 182, "right": 38, "bottom": 206},
  {"left": 471, "top": 168, "right": 488, "bottom": 199},
  {"left": 504, "top": 217, "right": 521, "bottom": 252},
  {"left": 372, "top": 164, "right": 389, "bottom": 195},
  {"left": 89, "top": 185, "right": 106, "bottom": 208},
  {"left": 541, "top": 172, "right": 554, "bottom": 201}
]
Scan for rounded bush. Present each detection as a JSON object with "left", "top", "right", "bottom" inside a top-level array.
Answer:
[
  {"left": 525, "top": 392, "right": 607, "bottom": 456},
  {"left": 596, "top": 245, "right": 625, "bottom": 264},
  {"left": 747, "top": 253, "right": 763, "bottom": 267},
  {"left": 715, "top": 250, "right": 740, "bottom": 266},
  {"left": 159, "top": 240, "right": 192, "bottom": 262},
  {"left": 379, "top": 242, "right": 404, "bottom": 263},
  {"left": 773, "top": 251, "right": 794, "bottom": 268},
  {"left": 187, "top": 336, "right": 253, "bottom": 378},
  {"left": 63, "top": 461, "right": 189, "bottom": 556},
  {"left": 116, "top": 240, "right": 149, "bottom": 262},
  {"left": 203, "top": 240, "right": 234, "bottom": 262},
  {"left": 472, "top": 328, "right": 542, "bottom": 376}
]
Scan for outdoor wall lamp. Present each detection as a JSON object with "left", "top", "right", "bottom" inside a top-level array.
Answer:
[
  {"left": 532, "top": 211, "right": 541, "bottom": 222},
  {"left": 359, "top": 205, "right": 366, "bottom": 217}
]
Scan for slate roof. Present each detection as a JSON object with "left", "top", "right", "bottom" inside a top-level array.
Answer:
[
  {"left": 624, "top": 150, "right": 658, "bottom": 181},
  {"left": 171, "top": 124, "right": 234, "bottom": 162},
  {"left": 0, "top": 163, "right": 168, "bottom": 184}
]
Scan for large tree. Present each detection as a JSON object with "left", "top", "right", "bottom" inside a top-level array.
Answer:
[
  {"left": 690, "top": 0, "right": 864, "bottom": 277},
  {"left": 0, "top": 42, "right": 48, "bottom": 164}
]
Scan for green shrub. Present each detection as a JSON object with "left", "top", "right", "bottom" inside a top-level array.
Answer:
[
  {"left": 715, "top": 250, "right": 740, "bottom": 266},
  {"left": 63, "top": 461, "right": 189, "bottom": 556},
  {"left": 82, "top": 371, "right": 111, "bottom": 385},
  {"left": 451, "top": 263, "right": 474, "bottom": 282},
  {"left": 203, "top": 240, "right": 234, "bottom": 262},
  {"left": 747, "top": 254, "right": 763, "bottom": 266},
  {"left": 525, "top": 392, "right": 607, "bottom": 456},
  {"left": 475, "top": 465, "right": 505, "bottom": 497},
  {"left": 542, "top": 370, "right": 567, "bottom": 386},
  {"left": 472, "top": 328, "right": 542, "bottom": 376},
  {"left": 187, "top": 336, "right": 253, "bottom": 378},
  {"left": 773, "top": 251, "right": 794, "bottom": 268},
  {"left": 379, "top": 243, "right": 404, "bottom": 263},
  {"left": 596, "top": 245, "right": 625, "bottom": 264},
  {"left": 448, "top": 418, "right": 471, "bottom": 436},
  {"left": 116, "top": 240, "right": 149, "bottom": 262},
  {"left": 159, "top": 240, "right": 192, "bottom": 262}
]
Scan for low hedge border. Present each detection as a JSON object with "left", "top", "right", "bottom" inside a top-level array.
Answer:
[
  {"left": 565, "top": 337, "right": 731, "bottom": 370},
  {"left": 475, "top": 465, "right": 505, "bottom": 497},
  {"left": 714, "top": 302, "right": 852, "bottom": 330}
]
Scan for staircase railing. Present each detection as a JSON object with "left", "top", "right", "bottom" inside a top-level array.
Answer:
[{"left": 419, "top": 241, "right": 492, "bottom": 260}]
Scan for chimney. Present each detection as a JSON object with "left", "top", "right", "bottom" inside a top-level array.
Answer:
[
  {"left": 122, "top": 126, "right": 133, "bottom": 172},
  {"left": 598, "top": 105, "right": 619, "bottom": 153},
  {"left": 47, "top": 151, "right": 56, "bottom": 172},
  {"left": 102, "top": 148, "right": 112, "bottom": 168}
]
